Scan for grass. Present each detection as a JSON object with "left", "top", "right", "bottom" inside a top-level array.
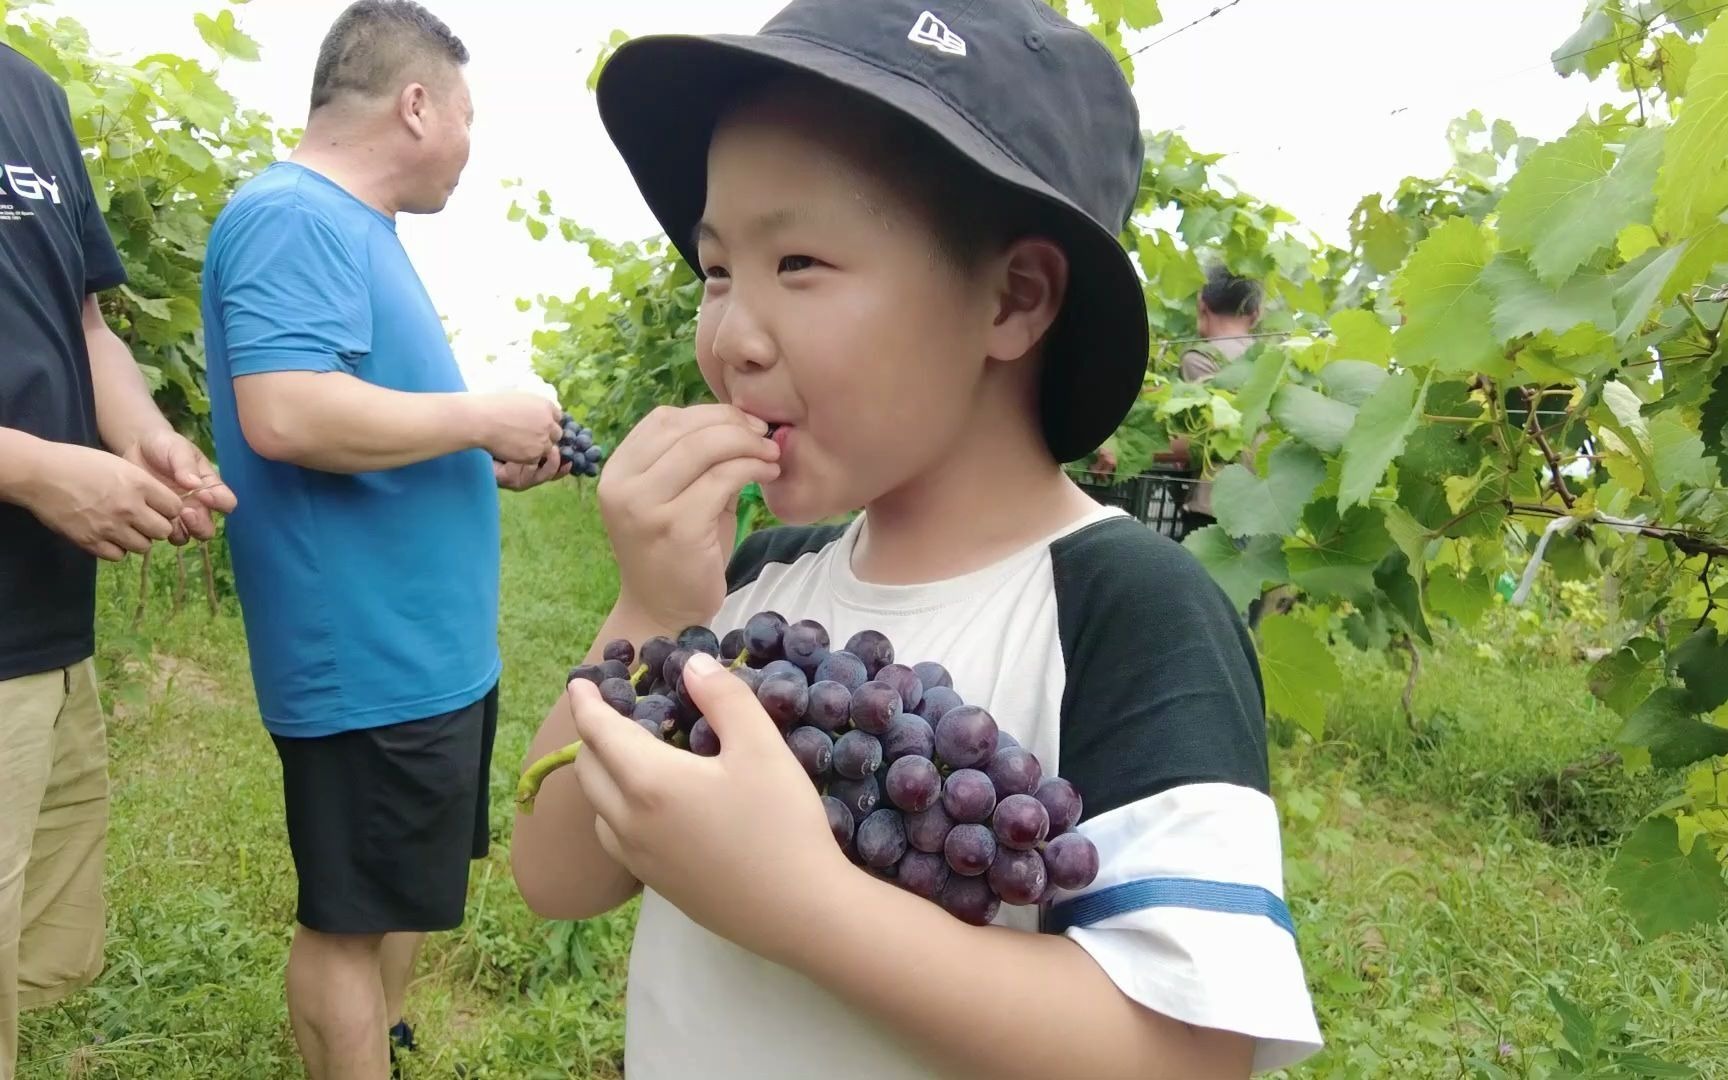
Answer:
[{"left": 15, "top": 482, "right": 1728, "bottom": 1079}]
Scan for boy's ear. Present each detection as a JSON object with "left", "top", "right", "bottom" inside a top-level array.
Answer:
[{"left": 987, "top": 237, "right": 1069, "bottom": 364}]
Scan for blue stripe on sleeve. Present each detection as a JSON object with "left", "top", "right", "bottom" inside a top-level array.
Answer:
[{"left": 1046, "top": 877, "right": 1296, "bottom": 938}]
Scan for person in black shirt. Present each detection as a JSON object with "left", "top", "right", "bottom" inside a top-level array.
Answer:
[{"left": 0, "top": 43, "right": 234, "bottom": 1080}]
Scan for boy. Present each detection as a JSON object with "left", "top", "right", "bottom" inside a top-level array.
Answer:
[{"left": 510, "top": 2, "right": 1322, "bottom": 1077}]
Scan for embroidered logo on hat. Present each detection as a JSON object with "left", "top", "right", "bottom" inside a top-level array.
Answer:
[{"left": 908, "top": 11, "right": 967, "bottom": 56}]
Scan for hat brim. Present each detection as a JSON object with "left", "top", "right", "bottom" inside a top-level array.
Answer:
[{"left": 595, "top": 31, "right": 1149, "bottom": 463}]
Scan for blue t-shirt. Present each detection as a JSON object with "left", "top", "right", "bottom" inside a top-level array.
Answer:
[{"left": 202, "top": 161, "right": 502, "bottom": 738}]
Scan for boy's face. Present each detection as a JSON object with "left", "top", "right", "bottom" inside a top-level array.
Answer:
[{"left": 692, "top": 92, "right": 1007, "bottom": 525}]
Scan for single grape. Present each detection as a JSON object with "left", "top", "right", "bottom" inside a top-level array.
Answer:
[
  {"left": 639, "top": 636, "right": 677, "bottom": 683},
  {"left": 987, "top": 848, "right": 1049, "bottom": 905},
  {"left": 690, "top": 717, "right": 721, "bottom": 757},
  {"left": 743, "top": 610, "right": 788, "bottom": 663},
  {"left": 823, "top": 795, "right": 855, "bottom": 848},
  {"left": 597, "top": 659, "right": 631, "bottom": 684},
  {"left": 939, "top": 874, "right": 1000, "bottom": 926},
  {"left": 826, "top": 775, "right": 881, "bottom": 819},
  {"left": 994, "top": 729, "right": 1020, "bottom": 753},
  {"left": 914, "top": 685, "right": 964, "bottom": 725},
  {"left": 786, "top": 726, "right": 834, "bottom": 782},
  {"left": 992, "top": 793, "right": 1050, "bottom": 851},
  {"left": 1042, "top": 832, "right": 1100, "bottom": 891},
  {"left": 986, "top": 746, "right": 1043, "bottom": 798},
  {"left": 733, "top": 666, "right": 765, "bottom": 694},
  {"left": 814, "top": 651, "right": 869, "bottom": 692},
  {"left": 567, "top": 664, "right": 604, "bottom": 687},
  {"left": 573, "top": 430, "right": 594, "bottom": 452},
  {"left": 942, "top": 768, "right": 997, "bottom": 824},
  {"left": 1034, "top": 777, "right": 1083, "bottom": 836},
  {"left": 933, "top": 705, "right": 998, "bottom": 770},
  {"left": 881, "top": 712, "right": 936, "bottom": 763},
  {"left": 904, "top": 802, "right": 955, "bottom": 854},
  {"left": 833, "top": 730, "right": 884, "bottom": 780},
  {"left": 671, "top": 684, "right": 701, "bottom": 732},
  {"left": 885, "top": 755, "right": 942, "bottom": 813},
  {"left": 677, "top": 625, "right": 721, "bottom": 658},
  {"left": 943, "top": 823, "right": 997, "bottom": 878},
  {"left": 843, "top": 629, "right": 894, "bottom": 676},
  {"left": 598, "top": 677, "right": 637, "bottom": 717},
  {"left": 875, "top": 663, "right": 924, "bottom": 712},
  {"left": 912, "top": 661, "right": 953, "bottom": 691},
  {"left": 559, "top": 442, "right": 579, "bottom": 467},
  {"left": 632, "top": 694, "right": 678, "bottom": 738},
  {"left": 602, "top": 639, "right": 635, "bottom": 666},
  {"left": 584, "top": 445, "right": 603, "bottom": 464},
  {"left": 662, "top": 647, "right": 693, "bottom": 689},
  {"left": 849, "top": 681, "right": 901, "bottom": 736},
  {"left": 805, "top": 680, "right": 852, "bottom": 734},
  {"left": 894, "top": 849, "right": 950, "bottom": 900},
  {"left": 783, "top": 619, "right": 830, "bottom": 675},
  {"left": 758, "top": 659, "right": 808, "bottom": 689},
  {"left": 720, "top": 628, "right": 746, "bottom": 664},
  {"left": 634, "top": 714, "right": 663, "bottom": 738},
  {"left": 855, "top": 809, "right": 907, "bottom": 869},
  {"left": 757, "top": 677, "right": 810, "bottom": 731}
]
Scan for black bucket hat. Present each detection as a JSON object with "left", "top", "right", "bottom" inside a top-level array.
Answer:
[{"left": 594, "top": 0, "right": 1149, "bottom": 463}]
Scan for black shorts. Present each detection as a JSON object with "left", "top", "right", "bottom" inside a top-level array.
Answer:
[{"left": 270, "top": 684, "right": 500, "bottom": 935}]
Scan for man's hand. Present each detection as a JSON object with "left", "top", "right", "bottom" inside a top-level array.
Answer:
[
  {"left": 123, "top": 430, "right": 236, "bottom": 544},
  {"left": 596, "top": 404, "right": 780, "bottom": 631},
  {"left": 472, "top": 392, "right": 564, "bottom": 465},
  {"left": 15, "top": 440, "right": 187, "bottom": 561},
  {"left": 495, "top": 449, "right": 571, "bottom": 492},
  {"left": 568, "top": 651, "right": 848, "bottom": 966}
]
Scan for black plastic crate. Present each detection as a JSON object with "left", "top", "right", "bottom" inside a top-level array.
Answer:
[{"left": 1068, "top": 463, "right": 1199, "bottom": 541}]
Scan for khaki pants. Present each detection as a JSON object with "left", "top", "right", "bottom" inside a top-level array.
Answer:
[{"left": 0, "top": 660, "right": 109, "bottom": 1080}]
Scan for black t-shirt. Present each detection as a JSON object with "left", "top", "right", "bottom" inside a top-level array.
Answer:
[{"left": 1, "top": 44, "right": 128, "bottom": 680}]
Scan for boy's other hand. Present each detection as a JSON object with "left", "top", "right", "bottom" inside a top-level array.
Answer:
[
  {"left": 595, "top": 404, "right": 780, "bottom": 630},
  {"left": 568, "top": 651, "right": 844, "bottom": 964}
]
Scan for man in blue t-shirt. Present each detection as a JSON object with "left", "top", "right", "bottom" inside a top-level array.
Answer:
[{"left": 201, "top": 3, "right": 566, "bottom": 1074}]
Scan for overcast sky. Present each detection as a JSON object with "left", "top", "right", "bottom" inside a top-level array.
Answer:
[{"left": 47, "top": 0, "right": 1624, "bottom": 387}]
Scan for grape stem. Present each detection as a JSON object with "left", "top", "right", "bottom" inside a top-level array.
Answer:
[
  {"left": 729, "top": 649, "right": 751, "bottom": 670},
  {"left": 516, "top": 740, "right": 582, "bottom": 813},
  {"left": 630, "top": 662, "right": 647, "bottom": 685}
]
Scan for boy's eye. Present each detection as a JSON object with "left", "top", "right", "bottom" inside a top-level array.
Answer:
[
  {"left": 703, "top": 264, "right": 730, "bottom": 279},
  {"left": 779, "top": 255, "right": 817, "bottom": 273}
]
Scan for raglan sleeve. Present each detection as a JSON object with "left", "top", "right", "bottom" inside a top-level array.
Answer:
[
  {"left": 211, "top": 199, "right": 372, "bottom": 378},
  {"left": 1042, "top": 521, "right": 1322, "bottom": 1073}
]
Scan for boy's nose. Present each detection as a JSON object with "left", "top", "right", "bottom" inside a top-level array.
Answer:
[{"left": 711, "top": 301, "right": 778, "bottom": 372}]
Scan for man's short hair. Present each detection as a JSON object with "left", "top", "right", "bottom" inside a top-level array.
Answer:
[
  {"left": 1200, "top": 264, "right": 1262, "bottom": 318},
  {"left": 310, "top": 1, "right": 469, "bottom": 112}
]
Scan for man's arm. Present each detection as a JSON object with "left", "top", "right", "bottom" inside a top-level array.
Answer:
[
  {"left": 83, "top": 295, "right": 175, "bottom": 458},
  {"left": 236, "top": 370, "right": 490, "bottom": 473}
]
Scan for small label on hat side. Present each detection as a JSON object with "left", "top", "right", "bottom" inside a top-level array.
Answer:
[{"left": 909, "top": 11, "right": 967, "bottom": 56}]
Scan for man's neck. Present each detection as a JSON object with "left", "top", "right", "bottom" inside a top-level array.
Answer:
[
  {"left": 288, "top": 121, "right": 399, "bottom": 218},
  {"left": 1206, "top": 318, "right": 1257, "bottom": 341}
]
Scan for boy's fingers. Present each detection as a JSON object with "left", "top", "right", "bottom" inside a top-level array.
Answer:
[
  {"left": 568, "top": 678, "right": 672, "bottom": 800},
  {"left": 680, "top": 653, "right": 778, "bottom": 753},
  {"left": 672, "top": 458, "right": 782, "bottom": 532},
  {"left": 634, "top": 424, "right": 777, "bottom": 507},
  {"left": 610, "top": 404, "right": 768, "bottom": 474}
]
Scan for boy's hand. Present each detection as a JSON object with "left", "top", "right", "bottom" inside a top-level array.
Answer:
[
  {"left": 568, "top": 651, "right": 846, "bottom": 964},
  {"left": 596, "top": 405, "right": 780, "bottom": 630}
]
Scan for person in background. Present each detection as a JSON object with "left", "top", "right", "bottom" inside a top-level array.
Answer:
[
  {"left": 199, "top": 3, "right": 565, "bottom": 1076},
  {"left": 0, "top": 41, "right": 235, "bottom": 1080},
  {"left": 1171, "top": 264, "right": 1262, "bottom": 538}
]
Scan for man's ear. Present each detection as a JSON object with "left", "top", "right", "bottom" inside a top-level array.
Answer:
[
  {"left": 398, "top": 83, "right": 431, "bottom": 138},
  {"left": 986, "top": 237, "right": 1068, "bottom": 364}
]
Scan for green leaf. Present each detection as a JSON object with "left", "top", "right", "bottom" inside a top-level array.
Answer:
[
  {"left": 1338, "top": 370, "right": 1430, "bottom": 510},
  {"left": 1656, "top": 8, "right": 1728, "bottom": 239},
  {"left": 1270, "top": 384, "right": 1357, "bottom": 455},
  {"left": 1673, "top": 627, "right": 1728, "bottom": 712},
  {"left": 1391, "top": 217, "right": 1501, "bottom": 374},
  {"left": 1255, "top": 613, "right": 1339, "bottom": 740},
  {"left": 1351, "top": 196, "right": 1410, "bottom": 275},
  {"left": 1649, "top": 411, "right": 1719, "bottom": 490},
  {"left": 1230, "top": 345, "right": 1289, "bottom": 438},
  {"left": 118, "top": 284, "right": 172, "bottom": 321},
  {"left": 1701, "top": 356, "right": 1728, "bottom": 460},
  {"left": 525, "top": 217, "right": 549, "bottom": 242},
  {"left": 1427, "top": 567, "right": 1492, "bottom": 628},
  {"left": 1491, "top": 118, "right": 1518, "bottom": 158},
  {"left": 1328, "top": 308, "right": 1394, "bottom": 365},
  {"left": 1317, "top": 360, "right": 1388, "bottom": 406},
  {"left": 193, "top": 9, "right": 260, "bottom": 61},
  {"left": 1611, "top": 243, "right": 1689, "bottom": 343},
  {"left": 1552, "top": 0, "right": 1616, "bottom": 78},
  {"left": 1480, "top": 254, "right": 1617, "bottom": 341},
  {"left": 1375, "top": 549, "right": 1432, "bottom": 644},
  {"left": 1182, "top": 527, "right": 1288, "bottom": 614},
  {"left": 1616, "top": 687, "right": 1728, "bottom": 769},
  {"left": 1496, "top": 126, "right": 1664, "bottom": 286},
  {"left": 1211, "top": 442, "right": 1327, "bottom": 538},
  {"left": 1589, "top": 638, "right": 1664, "bottom": 718},
  {"left": 1286, "top": 502, "right": 1393, "bottom": 603},
  {"left": 1122, "top": 0, "right": 1163, "bottom": 29},
  {"left": 1607, "top": 815, "right": 1727, "bottom": 937}
]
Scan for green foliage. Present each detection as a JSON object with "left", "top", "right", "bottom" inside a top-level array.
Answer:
[{"left": 3, "top": 0, "right": 291, "bottom": 453}]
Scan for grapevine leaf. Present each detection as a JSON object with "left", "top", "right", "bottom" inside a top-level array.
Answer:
[
  {"left": 1655, "top": 8, "right": 1728, "bottom": 239},
  {"left": 1183, "top": 527, "right": 1289, "bottom": 614},
  {"left": 1318, "top": 360, "right": 1388, "bottom": 406},
  {"left": 1607, "top": 815, "right": 1727, "bottom": 938},
  {"left": 1480, "top": 255, "right": 1617, "bottom": 340},
  {"left": 1270, "top": 385, "right": 1356, "bottom": 455},
  {"left": 1673, "top": 627, "right": 1728, "bottom": 713},
  {"left": 1211, "top": 442, "right": 1327, "bottom": 538},
  {"left": 193, "top": 10, "right": 260, "bottom": 61},
  {"left": 1391, "top": 217, "right": 1501, "bottom": 374},
  {"left": 1381, "top": 502, "right": 1431, "bottom": 571},
  {"left": 1702, "top": 357, "right": 1728, "bottom": 460},
  {"left": 1589, "top": 638, "right": 1664, "bottom": 718},
  {"left": 1231, "top": 345, "right": 1290, "bottom": 438},
  {"left": 1650, "top": 411, "right": 1719, "bottom": 491},
  {"left": 1492, "top": 118, "right": 1518, "bottom": 159},
  {"left": 1551, "top": 0, "right": 1617, "bottom": 78},
  {"left": 1375, "top": 550, "right": 1432, "bottom": 644},
  {"left": 1612, "top": 243, "right": 1689, "bottom": 344},
  {"left": 1351, "top": 195, "right": 1411, "bottom": 275},
  {"left": 1255, "top": 614, "right": 1339, "bottom": 741},
  {"left": 1496, "top": 126, "right": 1664, "bottom": 286},
  {"left": 1427, "top": 567, "right": 1492, "bottom": 628},
  {"left": 1286, "top": 503, "right": 1392, "bottom": 603},
  {"left": 1329, "top": 308, "right": 1394, "bottom": 365},
  {"left": 1616, "top": 687, "right": 1728, "bottom": 769},
  {"left": 1338, "top": 370, "right": 1430, "bottom": 510},
  {"left": 1122, "top": 0, "right": 1163, "bottom": 30}
]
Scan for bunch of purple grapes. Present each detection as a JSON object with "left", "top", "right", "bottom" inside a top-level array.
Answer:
[
  {"left": 568, "top": 612, "right": 1100, "bottom": 926},
  {"left": 557, "top": 412, "right": 603, "bottom": 478}
]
